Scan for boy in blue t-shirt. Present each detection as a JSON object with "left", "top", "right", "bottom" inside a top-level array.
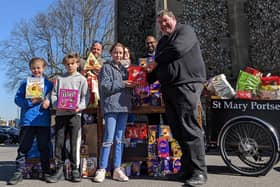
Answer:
[{"left": 7, "top": 57, "right": 53, "bottom": 185}]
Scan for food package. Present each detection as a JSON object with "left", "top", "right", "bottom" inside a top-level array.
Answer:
[
  {"left": 235, "top": 90, "right": 253, "bottom": 99},
  {"left": 147, "top": 143, "right": 157, "bottom": 158},
  {"left": 81, "top": 157, "right": 88, "bottom": 177},
  {"left": 170, "top": 139, "right": 182, "bottom": 157},
  {"left": 160, "top": 157, "right": 172, "bottom": 176},
  {"left": 207, "top": 74, "right": 236, "bottom": 99},
  {"left": 159, "top": 125, "right": 172, "bottom": 141},
  {"left": 138, "top": 58, "right": 148, "bottom": 67},
  {"left": 131, "top": 161, "right": 141, "bottom": 176},
  {"left": 259, "top": 85, "right": 280, "bottom": 100},
  {"left": 171, "top": 157, "right": 181, "bottom": 174},
  {"left": 236, "top": 70, "right": 261, "bottom": 95},
  {"left": 261, "top": 76, "right": 280, "bottom": 86},
  {"left": 87, "top": 74, "right": 99, "bottom": 108},
  {"left": 84, "top": 52, "right": 102, "bottom": 71},
  {"left": 147, "top": 157, "right": 160, "bottom": 176},
  {"left": 136, "top": 123, "right": 147, "bottom": 139},
  {"left": 157, "top": 137, "right": 169, "bottom": 158},
  {"left": 81, "top": 157, "right": 97, "bottom": 177},
  {"left": 138, "top": 56, "right": 155, "bottom": 71},
  {"left": 86, "top": 157, "right": 97, "bottom": 177},
  {"left": 25, "top": 77, "right": 44, "bottom": 99},
  {"left": 148, "top": 125, "right": 157, "bottom": 144},
  {"left": 57, "top": 89, "right": 78, "bottom": 110},
  {"left": 245, "top": 67, "right": 263, "bottom": 77},
  {"left": 128, "top": 65, "right": 147, "bottom": 88},
  {"left": 125, "top": 124, "right": 138, "bottom": 139}
]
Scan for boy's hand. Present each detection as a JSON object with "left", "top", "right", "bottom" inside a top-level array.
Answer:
[
  {"left": 31, "top": 98, "right": 43, "bottom": 104},
  {"left": 42, "top": 99, "right": 50, "bottom": 109},
  {"left": 75, "top": 107, "right": 80, "bottom": 113}
]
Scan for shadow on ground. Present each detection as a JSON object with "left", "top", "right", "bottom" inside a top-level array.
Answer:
[
  {"left": 0, "top": 161, "right": 15, "bottom": 181},
  {"left": 0, "top": 144, "right": 18, "bottom": 148},
  {"left": 274, "top": 167, "right": 280, "bottom": 173},
  {"left": 207, "top": 165, "right": 238, "bottom": 176},
  {"left": 126, "top": 164, "right": 238, "bottom": 182}
]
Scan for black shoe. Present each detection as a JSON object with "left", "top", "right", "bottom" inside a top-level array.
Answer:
[
  {"left": 45, "top": 167, "right": 64, "bottom": 183},
  {"left": 166, "top": 172, "right": 190, "bottom": 182},
  {"left": 7, "top": 171, "right": 23, "bottom": 185},
  {"left": 71, "top": 169, "right": 81, "bottom": 182},
  {"left": 184, "top": 173, "right": 207, "bottom": 186},
  {"left": 42, "top": 173, "right": 52, "bottom": 182}
]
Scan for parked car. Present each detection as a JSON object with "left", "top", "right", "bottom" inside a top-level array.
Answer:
[
  {"left": 0, "top": 126, "right": 20, "bottom": 144},
  {"left": 6, "top": 127, "right": 20, "bottom": 144},
  {"left": 0, "top": 129, "right": 11, "bottom": 144}
]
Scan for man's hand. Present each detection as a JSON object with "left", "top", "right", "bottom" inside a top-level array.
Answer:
[
  {"left": 146, "top": 62, "right": 158, "bottom": 73},
  {"left": 124, "top": 80, "right": 137, "bottom": 88}
]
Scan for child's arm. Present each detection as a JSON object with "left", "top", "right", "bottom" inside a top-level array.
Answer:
[
  {"left": 99, "top": 65, "right": 125, "bottom": 95},
  {"left": 14, "top": 80, "right": 36, "bottom": 108},
  {"left": 77, "top": 77, "right": 89, "bottom": 112},
  {"left": 42, "top": 80, "right": 53, "bottom": 109},
  {"left": 51, "top": 78, "right": 58, "bottom": 110}
]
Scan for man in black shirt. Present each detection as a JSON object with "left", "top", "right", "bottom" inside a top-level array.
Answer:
[{"left": 147, "top": 9, "right": 207, "bottom": 186}]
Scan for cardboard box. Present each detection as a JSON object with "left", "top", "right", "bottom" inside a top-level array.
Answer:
[{"left": 82, "top": 124, "right": 98, "bottom": 157}]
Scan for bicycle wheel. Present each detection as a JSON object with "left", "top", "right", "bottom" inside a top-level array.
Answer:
[{"left": 219, "top": 118, "right": 279, "bottom": 176}]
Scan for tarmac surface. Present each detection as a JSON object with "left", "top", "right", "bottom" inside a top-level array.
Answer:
[{"left": 0, "top": 144, "right": 280, "bottom": 187}]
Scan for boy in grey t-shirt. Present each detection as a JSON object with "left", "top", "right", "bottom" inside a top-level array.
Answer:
[{"left": 48, "top": 53, "right": 89, "bottom": 183}]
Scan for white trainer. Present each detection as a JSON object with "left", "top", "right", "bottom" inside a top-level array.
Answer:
[
  {"left": 93, "top": 169, "right": 106, "bottom": 183},
  {"left": 113, "top": 167, "right": 129, "bottom": 182}
]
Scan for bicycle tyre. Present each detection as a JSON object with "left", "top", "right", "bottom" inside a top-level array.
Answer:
[{"left": 219, "top": 118, "right": 279, "bottom": 176}]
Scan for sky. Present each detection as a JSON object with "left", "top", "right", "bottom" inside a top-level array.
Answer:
[{"left": 0, "top": 0, "right": 54, "bottom": 120}]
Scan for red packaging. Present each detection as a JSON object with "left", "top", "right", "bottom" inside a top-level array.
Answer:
[
  {"left": 260, "top": 76, "right": 280, "bottom": 85},
  {"left": 125, "top": 124, "right": 138, "bottom": 139},
  {"left": 245, "top": 67, "right": 262, "bottom": 76},
  {"left": 235, "top": 90, "right": 252, "bottom": 99},
  {"left": 128, "top": 65, "right": 147, "bottom": 87},
  {"left": 87, "top": 75, "right": 99, "bottom": 108},
  {"left": 136, "top": 123, "right": 147, "bottom": 139}
]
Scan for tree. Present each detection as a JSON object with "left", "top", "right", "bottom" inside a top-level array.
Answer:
[{"left": 0, "top": 0, "right": 114, "bottom": 90}]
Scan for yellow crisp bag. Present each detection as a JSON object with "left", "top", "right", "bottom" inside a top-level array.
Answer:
[{"left": 84, "top": 52, "right": 101, "bottom": 70}]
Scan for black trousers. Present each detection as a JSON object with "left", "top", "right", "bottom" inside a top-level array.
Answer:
[
  {"left": 54, "top": 115, "right": 81, "bottom": 169},
  {"left": 161, "top": 83, "right": 207, "bottom": 175},
  {"left": 16, "top": 126, "right": 51, "bottom": 173}
]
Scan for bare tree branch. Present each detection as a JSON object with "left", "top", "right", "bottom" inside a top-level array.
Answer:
[{"left": 0, "top": 0, "right": 114, "bottom": 91}]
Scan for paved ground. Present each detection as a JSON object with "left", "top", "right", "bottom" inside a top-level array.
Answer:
[{"left": 0, "top": 144, "right": 280, "bottom": 187}]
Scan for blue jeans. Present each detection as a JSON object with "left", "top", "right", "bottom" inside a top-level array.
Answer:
[{"left": 99, "top": 112, "right": 128, "bottom": 169}]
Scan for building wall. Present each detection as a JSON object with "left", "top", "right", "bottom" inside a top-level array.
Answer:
[
  {"left": 116, "top": 0, "right": 156, "bottom": 62},
  {"left": 116, "top": 0, "right": 280, "bottom": 78}
]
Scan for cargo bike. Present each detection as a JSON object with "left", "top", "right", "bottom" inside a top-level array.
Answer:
[{"left": 206, "top": 98, "right": 280, "bottom": 176}]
